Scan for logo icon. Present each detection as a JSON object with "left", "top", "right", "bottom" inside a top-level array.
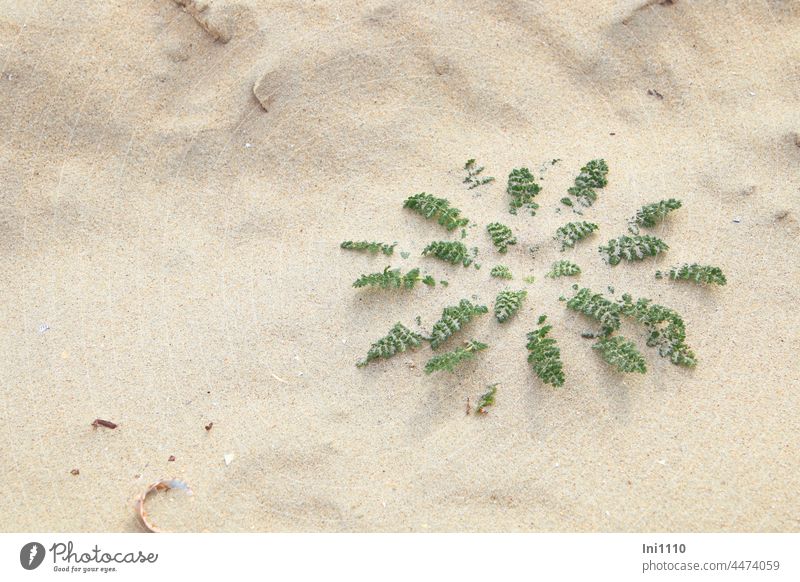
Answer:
[{"left": 20, "top": 542, "right": 46, "bottom": 570}]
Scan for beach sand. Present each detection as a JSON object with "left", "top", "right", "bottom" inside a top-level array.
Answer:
[{"left": 1, "top": 0, "right": 798, "bottom": 532}]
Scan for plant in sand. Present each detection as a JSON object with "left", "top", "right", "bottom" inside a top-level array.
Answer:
[
  {"left": 567, "top": 159, "right": 608, "bottom": 207},
  {"left": 656, "top": 263, "right": 727, "bottom": 286},
  {"left": 475, "top": 384, "right": 497, "bottom": 414},
  {"left": 564, "top": 286, "right": 622, "bottom": 337},
  {"left": 619, "top": 294, "right": 697, "bottom": 367},
  {"left": 486, "top": 222, "right": 517, "bottom": 253},
  {"left": 353, "top": 266, "right": 435, "bottom": 289},
  {"left": 403, "top": 193, "right": 470, "bottom": 231},
  {"left": 628, "top": 199, "right": 682, "bottom": 234},
  {"left": 424, "top": 339, "right": 488, "bottom": 374},
  {"left": 494, "top": 289, "right": 527, "bottom": 323},
  {"left": 547, "top": 260, "right": 581, "bottom": 278},
  {"left": 506, "top": 167, "right": 542, "bottom": 215},
  {"left": 422, "top": 241, "right": 474, "bottom": 267},
  {"left": 357, "top": 322, "right": 424, "bottom": 368},
  {"left": 429, "top": 299, "right": 489, "bottom": 349},
  {"left": 554, "top": 221, "right": 599, "bottom": 251},
  {"left": 525, "top": 315, "right": 565, "bottom": 387},
  {"left": 598, "top": 234, "right": 669, "bottom": 265},
  {"left": 490, "top": 265, "right": 513, "bottom": 279},
  {"left": 340, "top": 240, "right": 396, "bottom": 256},
  {"left": 463, "top": 159, "right": 495, "bottom": 189},
  {"left": 592, "top": 336, "right": 647, "bottom": 374}
]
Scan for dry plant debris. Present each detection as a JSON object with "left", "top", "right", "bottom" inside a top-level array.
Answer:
[{"left": 135, "top": 479, "right": 194, "bottom": 533}]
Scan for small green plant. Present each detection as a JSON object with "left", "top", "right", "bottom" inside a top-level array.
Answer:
[
  {"left": 463, "top": 159, "right": 495, "bottom": 189},
  {"left": 554, "top": 221, "right": 599, "bottom": 251},
  {"left": 357, "top": 322, "right": 424, "bottom": 367},
  {"left": 340, "top": 240, "right": 396, "bottom": 255},
  {"left": 628, "top": 199, "right": 682, "bottom": 234},
  {"left": 486, "top": 222, "right": 517, "bottom": 253},
  {"left": 656, "top": 264, "right": 727, "bottom": 286},
  {"left": 429, "top": 299, "right": 489, "bottom": 349},
  {"left": 507, "top": 167, "right": 542, "bottom": 215},
  {"left": 592, "top": 336, "right": 647, "bottom": 374},
  {"left": 564, "top": 287, "right": 621, "bottom": 336},
  {"left": 475, "top": 383, "right": 497, "bottom": 414},
  {"left": 525, "top": 315, "right": 565, "bottom": 387},
  {"left": 523, "top": 275, "right": 536, "bottom": 284},
  {"left": 619, "top": 294, "right": 696, "bottom": 367},
  {"left": 403, "top": 193, "right": 470, "bottom": 231},
  {"left": 567, "top": 159, "right": 608, "bottom": 207},
  {"left": 494, "top": 289, "right": 527, "bottom": 323},
  {"left": 353, "top": 266, "right": 435, "bottom": 289},
  {"left": 422, "top": 241, "right": 474, "bottom": 267},
  {"left": 424, "top": 339, "right": 488, "bottom": 374},
  {"left": 560, "top": 197, "right": 573, "bottom": 207},
  {"left": 599, "top": 235, "right": 669, "bottom": 265},
  {"left": 547, "top": 260, "right": 581, "bottom": 278},
  {"left": 490, "top": 265, "right": 513, "bottom": 279}
]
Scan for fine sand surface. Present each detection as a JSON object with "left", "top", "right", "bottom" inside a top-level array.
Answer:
[{"left": 1, "top": 0, "right": 798, "bottom": 532}]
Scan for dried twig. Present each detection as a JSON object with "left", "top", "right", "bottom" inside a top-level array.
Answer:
[{"left": 91, "top": 419, "right": 118, "bottom": 430}]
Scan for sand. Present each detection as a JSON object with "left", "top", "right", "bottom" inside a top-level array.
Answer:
[{"left": 1, "top": 0, "right": 798, "bottom": 532}]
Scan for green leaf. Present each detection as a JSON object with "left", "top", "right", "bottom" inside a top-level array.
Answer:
[
  {"left": 619, "top": 294, "right": 697, "bottom": 367},
  {"left": 490, "top": 265, "right": 513, "bottom": 279},
  {"left": 340, "top": 240, "right": 397, "bottom": 256},
  {"left": 475, "top": 383, "right": 498, "bottom": 414},
  {"left": 507, "top": 167, "right": 542, "bottom": 215},
  {"left": 592, "top": 336, "right": 647, "bottom": 373},
  {"left": 422, "top": 240, "right": 474, "bottom": 267},
  {"left": 547, "top": 260, "right": 581, "bottom": 278},
  {"left": 429, "top": 299, "right": 489, "bottom": 350},
  {"left": 494, "top": 289, "right": 527, "bottom": 323},
  {"left": 599, "top": 235, "right": 669, "bottom": 265},
  {"left": 357, "top": 323, "right": 424, "bottom": 367},
  {"left": 463, "top": 159, "right": 495, "bottom": 189},
  {"left": 628, "top": 199, "right": 682, "bottom": 234},
  {"left": 565, "top": 287, "right": 621, "bottom": 336},
  {"left": 657, "top": 263, "right": 726, "bottom": 286},
  {"left": 567, "top": 159, "right": 608, "bottom": 207},
  {"left": 424, "top": 339, "right": 488, "bottom": 374},
  {"left": 554, "top": 221, "right": 599, "bottom": 251},
  {"left": 353, "top": 266, "right": 434, "bottom": 290},
  {"left": 486, "top": 222, "right": 518, "bottom": 253},
  {"left": 526, "top": 321, "right": 565, "bottom": 387},
  {"left": 403, "top": 193, "right": 470, "bottom": 231}
]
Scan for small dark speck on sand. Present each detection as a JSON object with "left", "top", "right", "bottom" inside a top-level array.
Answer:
[{"left": 91, "top": 418, "right": 118, "bottom": 430}]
